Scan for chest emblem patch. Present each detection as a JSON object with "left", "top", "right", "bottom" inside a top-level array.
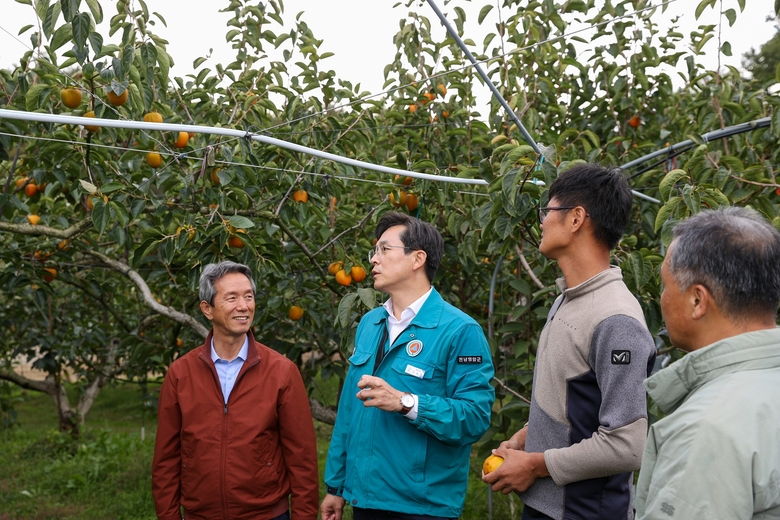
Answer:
[
  {"left": 611, "top": 350, "right": 631, "bottom": 365},
  {"left": 406, "top": 340, "right": 423, "bottom": 357}
]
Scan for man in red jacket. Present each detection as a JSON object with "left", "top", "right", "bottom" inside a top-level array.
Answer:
[{"left": 152, "top": 261, "right": 319, "bottom": 520}]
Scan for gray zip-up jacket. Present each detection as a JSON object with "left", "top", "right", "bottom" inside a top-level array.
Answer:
[
  {"left": 636, "top": 328, "right": 780, "bottom": 520},
  {"left": 521, "top": 267, "right": 656, "bottom": 520}
]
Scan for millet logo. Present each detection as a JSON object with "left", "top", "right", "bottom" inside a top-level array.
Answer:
[{"left": 611, "top": 350, "right": 631, "bottom": 365}]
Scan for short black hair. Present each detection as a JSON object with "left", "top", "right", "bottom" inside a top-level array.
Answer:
[
  {"left": 375, "top": 212, "right": 443, "bottom": 282},
  {"left": 547, "top": 164, "right": 633, "bottom": 249},
  {"left": 668, "top": 207, "right": 780, "bottom": 320}
]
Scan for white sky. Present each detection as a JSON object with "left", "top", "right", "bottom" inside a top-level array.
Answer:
[{"left": 0, "top": 0, "right": 777, "bottom": 101}]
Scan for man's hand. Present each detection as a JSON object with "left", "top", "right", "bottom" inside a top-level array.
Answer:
[
  {"left": 321, "top": 493, "right": 346, "bottom": 520},
  {"left": 356, "top": 375, "right": 403, "bottom": 412},
  {"left": 499, "top": 425, "right": 528, "bottom": 451},
  {"left": 481, "top": 445, "right": 549, "bottom": 494}
]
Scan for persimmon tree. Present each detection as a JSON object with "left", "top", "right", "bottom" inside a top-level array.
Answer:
[{"left": 0, "top": 0, "right": 778, "bottom": 439}]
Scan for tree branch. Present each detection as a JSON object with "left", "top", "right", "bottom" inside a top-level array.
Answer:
[
  {"left": 77, "top": 338, "right": 120, "bottom": 421},
  {"left": 0, "top": 368, "right": 56, "bottom": 394},
  {"left": 308, "top": 397, "right": 336, "bottom": 425},
  {"left": 515, "top": 244, "right": 545, "bottom": 290},
  {"left": 314, "top": 203, "right": 381, "bottom": 256},
  {"left": 85, "top": 250, "right": 210, "bottom": 338},
  {"left": 492, "top": 376, "right": 531, "bottom": 404},
  {"left": 0, "top": 217, "right": 92, "bottom": 238},
  {"left": 61, "top": 277, "right": 133, "bottom": 333}
]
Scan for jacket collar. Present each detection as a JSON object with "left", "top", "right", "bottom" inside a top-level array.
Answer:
[
  {"left": 372, "top": 286, "right": 444, "bottom": 329},
  {"left": 556, "top": 266, "right": 624, "bottom": 299},
  {"left": 646, "top": 328, "right": 780, "bottom": 414},
  {"left": 198, "top": 330, "right": 262, "bottom": 365}
]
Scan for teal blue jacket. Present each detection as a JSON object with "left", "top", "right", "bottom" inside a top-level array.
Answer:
[{"left": 324, "top": 288, "right": 495, "bottom": 517}]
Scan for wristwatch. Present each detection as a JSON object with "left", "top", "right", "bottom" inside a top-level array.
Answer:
[{"left": 399, "top": 392, "right": 414, "bottom": 415}]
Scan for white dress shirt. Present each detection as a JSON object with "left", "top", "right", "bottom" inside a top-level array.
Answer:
[{"left": 381, "top": 287, "right": 433, "bottom": 420}]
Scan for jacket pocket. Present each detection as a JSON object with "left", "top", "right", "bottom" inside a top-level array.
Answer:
[
  {"left": 348, "top": 350, "right": 372, "bottom": 367},
  {"left": 390, "top": 358, "right": 439, "bottom": 394}
]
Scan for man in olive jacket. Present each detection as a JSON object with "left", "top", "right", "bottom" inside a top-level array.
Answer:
[{"left": 636, "top": 207, "right": 780, "bottom": 519}]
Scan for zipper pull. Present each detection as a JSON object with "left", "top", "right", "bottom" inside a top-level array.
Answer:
[{"left": 224, "top": 403, "right": 228, "bottom": 415}]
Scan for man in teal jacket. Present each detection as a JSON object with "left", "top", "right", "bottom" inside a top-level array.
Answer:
[
  {"left": 321, "top": 212, "right": 495, "bottom": 520},
  {"left": 636, "top": 207, "right": 780, "bottom": 519}
]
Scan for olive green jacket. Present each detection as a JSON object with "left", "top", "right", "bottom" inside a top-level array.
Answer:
[{"left": 636, "top": 328, "right": 780, "bottom": 520}]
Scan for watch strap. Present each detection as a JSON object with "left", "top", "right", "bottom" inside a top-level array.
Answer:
[
  {"left": 399, "top": 392, "right": 413, "bottom": 415},
  {"left": 326, "top": 485, "right": 342, "bottom": 497}
]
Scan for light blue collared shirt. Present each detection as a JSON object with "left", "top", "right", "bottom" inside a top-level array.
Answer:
[{"left": 210, "top": 335, "right": 249, "bottom": 404}]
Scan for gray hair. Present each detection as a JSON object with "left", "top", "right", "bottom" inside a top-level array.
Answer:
[
  {"left": 199, "top": 261, "right": 256, "bottom": 306},
  {"left": 668, "top": 207, "right": 780, "bottom": 319}
]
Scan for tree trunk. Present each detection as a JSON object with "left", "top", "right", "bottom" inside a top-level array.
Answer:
[{"left": 0, "top": 338, "right": 120, "bottom": 435}]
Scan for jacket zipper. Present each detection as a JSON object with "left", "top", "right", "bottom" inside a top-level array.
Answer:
[{"left": 200, "top": 349, "right": 260, "bottom": 520}]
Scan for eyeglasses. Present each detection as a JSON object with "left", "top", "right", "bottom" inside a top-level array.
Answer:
[
  {"left": 538, "top": 206, "right": 580, "bottom": 223},
  {"left": 368, "top": 244, "right": 409, "bottom": 262}
]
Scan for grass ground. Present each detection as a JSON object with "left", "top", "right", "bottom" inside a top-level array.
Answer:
[{"left": 0, "top": 381, "right": 523, "bottom": 520}]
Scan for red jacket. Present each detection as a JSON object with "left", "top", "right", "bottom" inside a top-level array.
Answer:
[{"left": 152, "top": 331, "right": 319, "bottom": 520}]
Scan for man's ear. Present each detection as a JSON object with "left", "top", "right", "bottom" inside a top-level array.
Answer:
[
  {"left": 411, "top": 249, "right": 428, "bottom": 272},
  {"left": 569, "top": 206, "right": 589, "bottom": 233},
  {"left": 690, "top": 284, "right": 711, "bottom": 320},
  {"left": 200, "top": 300, "right": 213, "bottom": 320}
]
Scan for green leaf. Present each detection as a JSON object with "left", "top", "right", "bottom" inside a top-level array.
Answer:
[
  {"left": 478, "top": 4, "right": 493, "bottom": 24},
  {"left": 630, "top": 251, "right": 645, "bottom": 291},
  {"left": 581, "top": 130, "right": 601, "bottom": 150},
  {"left": 337, "top": 293, "right": 359, "bottom": 328},
  {"left": 721, "top": 41, "right": 732, "bottom": 57},
  {"left": 659, "top": 169, "right": 689, "bottom": 201},
  {"left": 132, "top": 238, "right": 160, "bottom": 267},
  {"left": 42, "top": 2, "right": 62, "bottom": 40},
  {"left": 100, "top": 182, "right": 125, "bottom": 193},
  {"left": 723, "top": 8, "right": 736, "bottom": 26},
  {"left": 49, "top": 23, "right": 73, "bottom": 52},
  {"left": 85, "top": 0, "right": 103, "bottom": 24},
  {"left": 655, "top": 196, "right": 681, "bottom": 232},
  {"left": 88, "top": 31, "right": 103, "bottom": 55},
  {"left": 156, "top": 45, "right": 170, "bottom": 84},
  {"left": 357, "top": 288, "right": 377, "bottom": 310},
  {"left": 694, "top": 0, "right": 716, "bottom": 19},
  {"left": 24, "top": 84, "right": 51, "bottom": 111},
  {"left": 60, "top": 0, "right": 79, "bottom": 22},
  {"left": 91, "top": 199, "right": 110, "bottom": 235},
  {"left": 228, "top": 215, "right": 255, "bottom": 229},
  {"left": 71, "top": 12, "right": 91, "bottom": 49},
  {"left": 494, "top": 215, "right": 514, "bottom": 239}
]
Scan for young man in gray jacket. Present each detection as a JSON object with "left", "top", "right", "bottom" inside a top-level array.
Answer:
[
  {"left": 635, "top": 207, "right": 780, "bottom": 519},
  {"left": 483, "top": 164, "right": 656, "bottom": 520}
]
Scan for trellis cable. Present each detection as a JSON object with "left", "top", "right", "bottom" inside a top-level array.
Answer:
[
  {"left": 0, "top": 108, "right": 657, "bottom": 202},
  {"left": 0, "top": 108, "right": 485, "bottom": 185}
]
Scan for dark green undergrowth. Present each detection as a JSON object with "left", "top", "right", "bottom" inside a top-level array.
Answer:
[{"left": 0, "top": 382, "right": 522, "bottom": 519}]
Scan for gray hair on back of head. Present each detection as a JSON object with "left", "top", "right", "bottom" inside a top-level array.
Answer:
[
  {"left": 668, "top": 206, "right": 780, "bottom": 320},
  {"left": 199, "top": 261, "right": 256, "bottom": 306}
]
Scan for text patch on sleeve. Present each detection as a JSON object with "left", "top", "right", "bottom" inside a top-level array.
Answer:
[{"left": 457, "top": 356, "right": 483, "bottom": 364}]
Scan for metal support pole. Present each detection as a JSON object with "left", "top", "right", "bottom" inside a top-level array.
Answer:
[{"left": 425, "top": 0, "right": 542, "bottom": 156}]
